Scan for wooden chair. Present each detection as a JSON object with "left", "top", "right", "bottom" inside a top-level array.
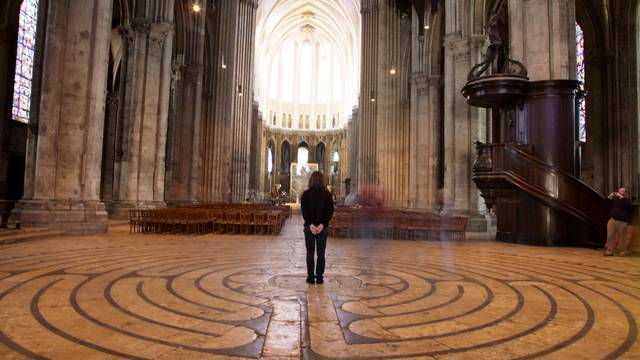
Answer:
[
  {"left": 239, "top": 211, "right": 254, "bottom": 234},
  {"left": 129, "top": 210, "right": 142, "bottom": 233}
]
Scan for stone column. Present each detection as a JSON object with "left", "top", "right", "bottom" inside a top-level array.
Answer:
[
  {"left": 201, "top": 0, "right": 257, "bottom": 203},
  {"left": 355, "top": 0, "right": 412, "bottom": 208},
  {"left": 606, "top": 12, "right": 638, "bottom": 200},
  {"left": 110, "top": 2, "right": 175, "bottom": 216},
  {"left": 357, "top": 0, "right": 379, "bottom": 195},
  {"left": 12, "top": 0, "right": 113, "bottom": 234},
  {"left": 409, "top": 74, "right": 440, "bottom": 208},
  {"left": 443, "top": 0, "right": 487, "bottom": 230},
  {"left": 100, "top": 94, "right": 120, "bottom": 203},
  {"left": 508, "top": 0, "right": 577, "bottom": 81}
]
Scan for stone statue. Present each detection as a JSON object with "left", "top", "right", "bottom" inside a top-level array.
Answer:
[{"left": 468, "top": 0, "right": 527, "bottom": 80}]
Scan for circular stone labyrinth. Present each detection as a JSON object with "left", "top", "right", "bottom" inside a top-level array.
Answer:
[{"left": 0, "top": 231, "right": 638, "bottom": 360}]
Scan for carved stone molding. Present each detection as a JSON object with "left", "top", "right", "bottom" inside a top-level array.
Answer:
[
  {"left": 428, "top": 75, "right": 442, "bottom": 87},
  {"left": 411, "top": 73, "right": 429, "bottom": 95},
  {"left": 444, "top": 36, "right": 474, "bottom": 64},
  {"left": 149, "top": 22, "right": 174, "bottom": 49},
  {"left": 118, "top": 25, "right": 135, "bottom": 42},
  {"left": 130, "top": 19, "right": 151, "bottom": 35}
]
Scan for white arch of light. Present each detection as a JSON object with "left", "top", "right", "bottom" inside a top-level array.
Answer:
[{"left": 255, "top": 0, "right": 361, "bottom": 131}]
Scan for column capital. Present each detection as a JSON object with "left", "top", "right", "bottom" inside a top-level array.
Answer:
[
  {"left": 118, "top": 25, "right": 136, "bottom": 42},
  {"left": 443, "top": 35, "right": 481, "bottom": 64},
  {"left": 411, "top": 73, "right": 442, "bottom": 94},
  {"left": 130, "top": 19, "right": 151, "bottom": 34},
  {"left": 149, "top": 22, "right": 174, "bottom": 49}
]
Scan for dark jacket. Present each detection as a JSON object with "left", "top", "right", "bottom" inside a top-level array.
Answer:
[
  {"left": 610, "top": 197, "right": 632, "bottom": 223},
  {"left": 301, "top": 187, "right": 334, "bottom": 227}
]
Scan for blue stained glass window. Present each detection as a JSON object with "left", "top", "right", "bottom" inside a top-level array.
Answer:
[
  {"left": 576, "top": 22, "right": 586, "bottom": 141},
  {"left": 11, "top": 0, "right": 39, "bottom": 124}
]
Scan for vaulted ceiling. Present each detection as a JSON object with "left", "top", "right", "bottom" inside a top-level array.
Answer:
[{"left": 255, "top": 0, "right": 361, "bottom": 112}]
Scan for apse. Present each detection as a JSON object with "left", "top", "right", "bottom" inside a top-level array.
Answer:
[{"left": 255, "top": 0, "right": 361, "bottom": 131}]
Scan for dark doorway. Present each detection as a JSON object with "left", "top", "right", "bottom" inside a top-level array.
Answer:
[{"left": 7, "top": 155, "right": 25, "bottom": 200}]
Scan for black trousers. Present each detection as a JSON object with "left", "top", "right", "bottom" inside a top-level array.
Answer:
[{"left": 304, "top": 226, "right": 328, "bottom": 277}]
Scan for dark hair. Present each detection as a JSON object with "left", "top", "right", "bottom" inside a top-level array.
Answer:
[{"left": 308, "top": 171, "right": 326, "bottom": 189}]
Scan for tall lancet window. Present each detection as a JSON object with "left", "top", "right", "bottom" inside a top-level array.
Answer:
[
  {"left": 299, "top": 42, "right": 312, "bottom": 104},
  {"left": 576, "top": 22, "right": 586, "bottom": 141},
  {"left": 12, "top": 0, "right": 39, "bottom": 124}
]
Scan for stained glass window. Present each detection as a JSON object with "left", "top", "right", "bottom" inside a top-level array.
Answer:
[
  {"left": 576, "top": 22, "right": 586, "bottom": 141},
  {"left": 11, "top": 0, "right": 39, "bottom": 124}
]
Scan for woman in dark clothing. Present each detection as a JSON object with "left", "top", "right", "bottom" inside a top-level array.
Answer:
[{"left": 301, "top": 171, "right": 334, "bottom": 284}]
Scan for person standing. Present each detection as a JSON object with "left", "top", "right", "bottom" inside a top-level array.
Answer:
[
  {"left": 605, "top": 187, "right": 633, "bottom": 256},
  {"left": 301, "top": 171, "right": 334, "bottom": 284}
]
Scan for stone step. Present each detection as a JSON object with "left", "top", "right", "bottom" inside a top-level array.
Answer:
[{"left": 0, "top": 228, "right": 66, "bottom": 246}]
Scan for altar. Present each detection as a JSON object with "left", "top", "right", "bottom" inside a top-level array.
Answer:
[{"left": 289, "top": 162, "right": 318, "bottom": 203}]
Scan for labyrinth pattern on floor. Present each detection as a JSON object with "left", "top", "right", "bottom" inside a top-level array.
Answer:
[{"left": 0, "top": 217, "right": 638, "bottom": 359}]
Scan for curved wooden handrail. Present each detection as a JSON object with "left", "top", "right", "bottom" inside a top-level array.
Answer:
[{"left": 473, "top": 142, "right": 609, "bottom": 226}]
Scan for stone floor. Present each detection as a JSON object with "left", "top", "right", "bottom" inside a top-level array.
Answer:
[{"left": 0, "top": 216, "right": 638, "bottom": 359}]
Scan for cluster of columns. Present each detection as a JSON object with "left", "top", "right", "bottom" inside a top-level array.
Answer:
[
  {"left": 104, "top": 0, "right": 176, "bottom": 217},
  {"left": 357, "top": 0, "right": 412, "bottom": 209},
  {"left": 442, "top": 1, "right": 486, "bottom": 220},
  {"left": 12, "top": 0, "right": 260, "bottom": 232},
  {"left": 199, "top": 0, "right": 258, "bottom": 203},
  {"left": 165, "top": 0, "right": 207, "bottom": 204},
  {"left": 408, "top": 3, "right": 444, "bottom": 209}
]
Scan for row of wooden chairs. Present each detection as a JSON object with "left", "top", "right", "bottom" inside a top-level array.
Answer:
[
  {"left": 329, "top": 208, "right": 468, "bottom": 240},
  {"left": 129, "top": 204, "right": 290, "bottom": 235},
  {"left": 182, "top": 203, "right": 292, "bottom": 218}
]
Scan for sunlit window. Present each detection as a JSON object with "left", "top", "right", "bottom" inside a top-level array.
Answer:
[
  {"left": 12, "top": 0, "right": 39, "bottom": 124},
  {"left": 269, "top": 59, "right": 279, "bottom": 99},
  {"left": 318, "top": 46, "right": 330, "bottom": 103},
  {"left": 332, "top": 59, "right": 342, "bottom": 102},
  {"left": 282, "top": 44, "right": 294, "bottom": 102},
  {"left": 297, "top": 146, "right": 309, "bottom": 165},
  {"left": 267, "top": 147, "right": 273, "bottom": 173},
  {"left": 299, "top": 42, "right": 312, "bottom": 104},
  {"left": 576, "top": 22, "right": 586, "bottom": 142}
]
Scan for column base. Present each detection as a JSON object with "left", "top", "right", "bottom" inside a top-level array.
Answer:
[
  {"left": 0, "top": 199, "right": 17, "bottom": 228},
  {"left": 106, "top": 201, "right": 167, "bottom": 219},
  {"left": 10, "top": 199, "right": 108, "bottom": 234}
]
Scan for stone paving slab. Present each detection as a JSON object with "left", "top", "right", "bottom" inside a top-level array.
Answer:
[{"left": 0, "top": 215, "right": 638, "bottom": 359}]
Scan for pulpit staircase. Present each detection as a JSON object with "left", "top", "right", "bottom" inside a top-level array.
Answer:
[{"left": 472, "top": 142, "right": 608, "bottom": 247}]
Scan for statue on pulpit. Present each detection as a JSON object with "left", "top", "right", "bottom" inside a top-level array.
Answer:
[{"left": 468, "top": 0, "right": 527, "bottom": 80}]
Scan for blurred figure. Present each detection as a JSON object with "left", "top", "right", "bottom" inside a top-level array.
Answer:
[
  {"left": 605, "top": 187, "right": 632, "bottom": 256},
  {"left": 301, "top": 171, "right": 334, "bottom": 284}
]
